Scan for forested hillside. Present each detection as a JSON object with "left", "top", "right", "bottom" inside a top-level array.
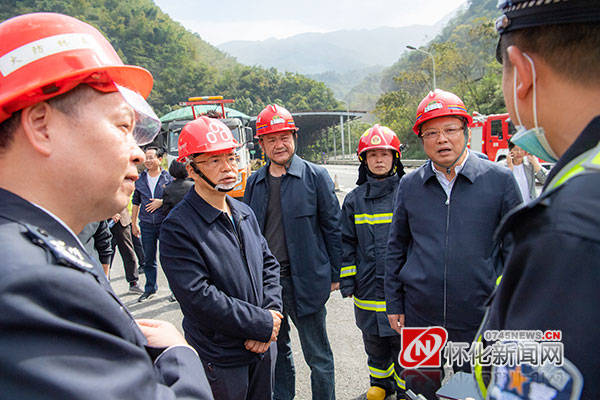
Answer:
[
  {"left": 374, "top": 0, "right": 502, "bottom": 158},
  {"left": 1, "top": 0, "right": 340, "bottom": 116}
]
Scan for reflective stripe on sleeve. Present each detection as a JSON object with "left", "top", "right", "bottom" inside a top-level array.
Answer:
[
  {"left": 340, "top": 265, "right": 357, "bottom": 278},
  {"left": 353, "top": 296, "right": 386, "bottom": 312},
  {"left": 354, "top": 213, "right": 393, "bottom": 225}
]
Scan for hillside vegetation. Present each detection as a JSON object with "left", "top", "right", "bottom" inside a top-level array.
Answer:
[{"left": 1, "top": 0, "right": 340, "bottom": 116}]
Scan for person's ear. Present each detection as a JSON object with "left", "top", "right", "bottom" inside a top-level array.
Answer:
[
  {"left": 506, "top": 46, "right": 534, "bottom": 101},
  {"left": 20, "top": 102, "right": 55, "bottom": 157}
]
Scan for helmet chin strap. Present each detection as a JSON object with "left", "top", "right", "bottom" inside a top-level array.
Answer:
[
  {"left": 364, "top": 152, "right": 400, "bottom": 179},
  {"left": 431, "top": 125, "right": 469, "bottom": 175},
  {"left": 190, "top": 162, "right": 234, "bottom": 193}
]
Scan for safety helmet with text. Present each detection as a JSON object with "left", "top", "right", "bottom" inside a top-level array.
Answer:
[
  {"left": 357, "top": 124, "right": 402, "bottom": 161},
  {"left": 0, "top": 13, "right": 159, "bottom": 144},
  {"left": 177, "top": 116, "right": 239, "bottom": 162},
  {"left": 413, "top": 89, "right": 472, "bottom": 135},
  {"left": 255, "top": 104, "right": 299, "bottom": 137}
]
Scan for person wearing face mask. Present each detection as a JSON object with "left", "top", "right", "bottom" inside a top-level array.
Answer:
[
  {"left": 159, "top": 116, "right": 283, "bottom": 400},
  {"left": 476, "top": 2, "right": 600, "bottom": 399},
  {"left": 384, "top": 89, "right": 522, "bottom": 397},
  {"left": 339, "top": 125, "right": 405, "bottom": 400}
]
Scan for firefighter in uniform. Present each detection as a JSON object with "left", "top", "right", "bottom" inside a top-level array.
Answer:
[
  {"left": 340, "top": 125, "right": 406, "bottom": 400},
  {"left": 159, "top": 116, "right": 283, "bottom": 400},
  {"left": 475, "top": 1, "right": 600, "bottom": 399},
  {"left": 0, "top": 13, "right": 213, "bottom": 399}
]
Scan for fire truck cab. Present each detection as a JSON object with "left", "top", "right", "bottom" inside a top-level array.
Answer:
[{"left": 468, "top": 112, "right": 516, "bottom": 162}]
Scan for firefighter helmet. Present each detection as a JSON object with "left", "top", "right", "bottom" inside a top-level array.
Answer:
[
  {"left": 413, "top": 89, "right": 472, "bottom": 135},
  {"left": 177, "top": 116, "right": 239, "bottom": 162},
  {"left": 0, "top": 13, "right": 153, "bottom": 124},
  {"left": 357, "top": 124, "right": 402, "bottom": 160},
  {"left": 255, "top": 104, "right": 298, "bottom": 137}
]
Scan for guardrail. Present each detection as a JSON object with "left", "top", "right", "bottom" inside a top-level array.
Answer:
[{"left": 324, "top": 159, "right": 428, "bottom": 168}]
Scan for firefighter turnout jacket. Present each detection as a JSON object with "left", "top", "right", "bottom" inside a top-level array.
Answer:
[{"left": 340, "top": 174, "right": 400, "bottom": 337}]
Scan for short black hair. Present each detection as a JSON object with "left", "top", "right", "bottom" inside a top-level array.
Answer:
[
  {"left": 0, "top": 84, "right": 96, "bottom": 153},
  {"left": 500, "top": 23, "right": 600, "bottom": 86},
  {"left": 168, "top": 160, "right": 188, "bottom": 180},
  {"left": 508, "top": 140, "right": 515, "bottom": 151},
  {"left": 144, "top": 146, "right": 164, "bottom": 158}
]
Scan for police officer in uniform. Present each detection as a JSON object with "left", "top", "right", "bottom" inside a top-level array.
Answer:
[
  {"left": 480, "top": 1, "right": 600, "bottom": 399},
  {"left": 339, "top": 125, "right": 405, "bottom": 400},
  {"left": 159, "top": 116, "right": 283, "bottom": 400},
  {"left": 0, "top": 13, "right": 212, "bottom": 399}
]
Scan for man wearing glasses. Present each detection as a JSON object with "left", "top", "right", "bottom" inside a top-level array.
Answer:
[
  {"left": 159, "top": 116, "right": 283, "bottom": 400},
  {"left": 384, "top": 89, "right": 521, "bottom": 395}
]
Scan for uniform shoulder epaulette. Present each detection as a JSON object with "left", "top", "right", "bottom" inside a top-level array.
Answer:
[{"left": 21, "top": 223, "right": 95, "bottom": 271}]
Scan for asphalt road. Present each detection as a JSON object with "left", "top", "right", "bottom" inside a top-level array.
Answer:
[{"left": 110, "top": 164, "right": 379, "bottom": 400}]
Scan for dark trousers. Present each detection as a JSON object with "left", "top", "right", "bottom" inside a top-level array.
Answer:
[
  {"left": 131, "top": 231, "right": 144, "bottom": 268},
  {"left": 139, "top": 221, "right": 160, "bottom": 294},
  {"left": 109, "top": 223, "right": 138, "bottom": 285},
  {"left": 202, "top": 345, "right": 275, "bottom": 400},
  {"left": 274, "top": 275, "right": 335, "bottom": 400},
  {"left": 362, "top": 332, "right": 404, "bottom": 395}
]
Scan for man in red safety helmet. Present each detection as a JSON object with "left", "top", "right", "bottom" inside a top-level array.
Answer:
[
  {"left": 384, "top": 89, "right": 522, "bottom": 397},
  {"left": 244, "top": 104, "right": 342, "bottom": 400},
  {"left": 159, "top": 116, "right": 283, "bottom": 400},
  {"left": 0, "top": 13, "right": 212, "bottom": 399},
  {"left": 340, "top": 125, "right": 406, "bottom": 400}
]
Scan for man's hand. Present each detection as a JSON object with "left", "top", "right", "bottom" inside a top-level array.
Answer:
[
  {"left": 387, "top": 314, "right": 405, "bottom": 335},
  {"left": 330, "top": 282, "right": 340, "bottom": 292},
  {"left": 111, "top": 213, "right": 121, "bottom": 224},
  {"left": 270, "top": 310, "right": 283, "bottom": 341},
  {"left": 527, "top": 154, "right": 542, "bottom": 172},
  {"left": 136, "top": 319, "right": 188, "bottom": 347},
  {"left": 506, "top": 152, "right": 514, "bottom": 170},
  {"left": 131, "top": 223, "right": 140, "bottom": 237},
  {"left": 244, "top": 339, "right": 271, "bottom": 354},
  {"left": 145, "top": 198, "right": 163, "bottom": 213}
]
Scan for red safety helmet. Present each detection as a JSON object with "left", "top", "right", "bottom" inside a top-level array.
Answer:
[
  {"left": 357, "top": 124, "right": 402, "bottom": 160},
  {"left": 0, "top": 13, "right": 154, "bottom": 124},
  {"left": 255, "top": 104, "right": 299, "bottom": 137},
  {"left": 177, "top": 116, "right": 239, "bottom": 162},
  {"left": 412, "top": 89, "right": 472, "bottom": 135}
]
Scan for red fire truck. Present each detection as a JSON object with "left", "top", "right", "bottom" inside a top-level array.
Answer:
[{"left": 468, "top": 112, "right": 516, "bottom": 162}]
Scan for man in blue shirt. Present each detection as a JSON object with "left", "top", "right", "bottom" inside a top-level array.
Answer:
[
  {"left": 132, "top": 146, "right": 172, "bottom": 302},
  {"left": 385, "top": 89, "right": 521, "bottom": 397}
]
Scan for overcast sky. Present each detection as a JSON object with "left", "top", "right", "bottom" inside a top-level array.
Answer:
[{"left": 152, "top": 0, "right": 467, "bottom": 45}]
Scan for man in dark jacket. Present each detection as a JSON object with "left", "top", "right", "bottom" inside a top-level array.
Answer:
[
  {"left": 479, "top": 2, "right": 600, "bottom": 399},
  {"left": 385, "top": 90, "right": 521, "bottom": 395},
  {"left": 78, "top": 220, "right": 113, "bottom": 277},
  {"left": 0, "top": 12, "right": 212, "bottom": 399},
  {"left": 340, "top": 125, "right": 405, "bottom": 400},
  {"left": 162, "top": 160, "right": 194, "bottom": 216},
  {"left": 132, "top": 146, "right": 173, "bottom": 302},
  {"left": 244, "top": 104, "right": 342, "bottom": 400},
  {"left": 160, "top": 116, "right": 282, "bottom": 400}
]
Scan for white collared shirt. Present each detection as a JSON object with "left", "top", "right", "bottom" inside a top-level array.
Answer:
[{"left": 431, "top": 150, "right": 469, "bottom": 204}]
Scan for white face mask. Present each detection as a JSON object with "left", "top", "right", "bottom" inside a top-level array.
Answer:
[{"left": 509, "top": 53, "right": 559, "bottom": 163}]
